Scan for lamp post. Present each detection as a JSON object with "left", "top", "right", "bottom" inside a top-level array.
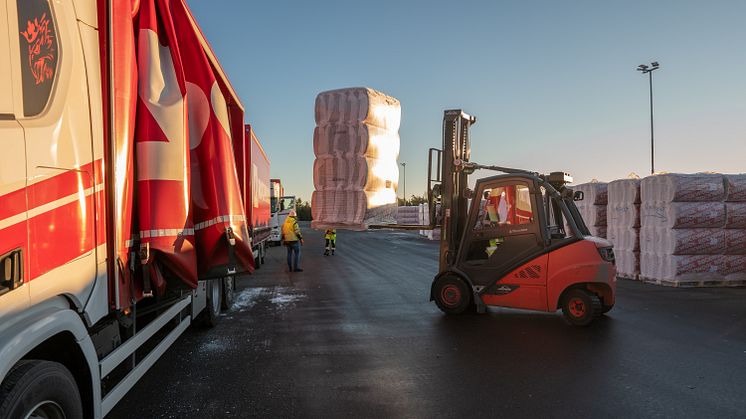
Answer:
[
  {"left": 400, "top": 162, "right": 406, "bottom": 205},
  {"left": 637, "top": 61, "right": 660, "bottom": 175}
]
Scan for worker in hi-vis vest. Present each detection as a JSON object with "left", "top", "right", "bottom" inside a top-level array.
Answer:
[
  {"left": 324, "top": 229, "right": 336, "bottom": 256},
  {"left": 281, "top": 210, "right": 304, "bottom": 272}
]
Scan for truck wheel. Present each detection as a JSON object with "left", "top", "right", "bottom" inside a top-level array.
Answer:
[
  {"left": 260, "top": 243, "right": 266, "bottom": 264},
  {"left": 199, "top": 278, "right": 222, "bottom": 327},
  {"left": 0, "top": 360, "right": 83, "bottom": 419},
  {"left": 221, "top": 276, "right": 235, "bottom": 310},
  {"left": 433, "top": 276, "right": 472, "bottom": 315},
  {"left": 561, "top": 288, "right": 601, "bottom": 326},
  {"left": 601, "top": 304, "right": 614, "bottom": 314}
]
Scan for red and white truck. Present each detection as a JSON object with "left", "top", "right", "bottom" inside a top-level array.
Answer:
[
  {"left": 237, "top": 125, "right": 271, "bottom": 267},
  {"left": 0, "top": 0, "right": 264, "bottom": 417}
]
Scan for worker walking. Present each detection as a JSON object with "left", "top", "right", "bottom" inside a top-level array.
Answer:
[
  {"left": 324, "top": 229, "right": 336, "bottom": 256},
  {"left": 281, "top": 210, "right": 304, "bottom": 272}
]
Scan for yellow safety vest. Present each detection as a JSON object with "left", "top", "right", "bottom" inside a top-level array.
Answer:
[
  {"left": 282, "top": 217, "right": 302, "bottom": 242},
  {"left": 324, "top": 229, "right": 336, "bottom": 240}
]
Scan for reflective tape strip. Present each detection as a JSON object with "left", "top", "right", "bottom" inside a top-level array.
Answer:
[
  {"left": 125, "top": 214, "right": 247, "bottom": 247},
  {"left": 194, "top": 214, "right": 247, "bottom": 231}
]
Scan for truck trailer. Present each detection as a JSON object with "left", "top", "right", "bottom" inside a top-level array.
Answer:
[
  {"left": 237, "top": 125, "right": 271, "bottom": 268},
  {"left": 0, "top": 0, "right": 260, "bottom": 417}
]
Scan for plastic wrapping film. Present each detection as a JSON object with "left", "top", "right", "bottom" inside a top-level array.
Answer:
[
  {"left": 639, "top": 173, "right": 746, "bottom": 285},
  {"left": 606, "top": 178, "right": 641, "bottom": 278},
  {"left": 615, "top": 250, "right": 640, "bottom": 279},
  {"left": 574, "top": 182, "right": 607, "bottom": 237},
  {"left": 640, "top": 173, "right": 725, "bottom": 203},
  {"left": 724, "top": 174, "right": 746, "bottom": 202},
  {"left": 315, "top": 87, "right": 401, "bottom": 130},
  {"left": 575, "top": 182, "right": 608, "bottom": 205},
  {"left": 313, "top": 124, "right": 400, "bottom": 159},
  {"left": 312, "top": 88, "right": 401, "bottom": 230},
  {"left": 641, "top": 202, "right": 726, "bottom": 229},
  {"left": 311, "top": 190, "right": 397, "bottom": 231},
  {"left": 397, "top": 206, "right": 421, "bottom": 224},
  {"left": 607, "top": 226, "right": 640, "bottom": 252},
  {"left": 640, "top": 228, "right": 726, "bottom": 255}
]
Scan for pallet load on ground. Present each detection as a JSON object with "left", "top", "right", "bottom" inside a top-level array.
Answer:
[
  {"left": 607, "top": 177, "right": 641, "bottom": 279},
  {"left": 640, "top": 173, "right": 746, "bottom": 287},
  {"left": 574, "top": 181, "right": 608, "bottom": 238},
  {"left": 397, "top": 206, "right": 420, "bottom": 224},
  {"left": 311, "top": 88, "right": 400, "bottom": 230},
  {"left": 417, "top": 203, "right": 441, "bottom": 240}
]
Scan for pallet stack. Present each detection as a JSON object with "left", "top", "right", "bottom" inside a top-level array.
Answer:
[
  {"left": 311, "top": 88, "right": 401, "bottom": 230},
  {"left": 574, "top": 181, "right": 608, "bottom": 238},
  {"left": 396, "top": 206, "right": 420, "bottom": 225},
  {"left": 639, "top": 174, "right": 746, "bottom": 287},
  {"left": 607, "top": 178, "right": 641, "bottom": 279}
]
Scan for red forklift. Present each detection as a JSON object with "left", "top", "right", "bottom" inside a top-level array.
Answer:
[{"left": 391, "top": 110, "right": 616, "bottom": 326}]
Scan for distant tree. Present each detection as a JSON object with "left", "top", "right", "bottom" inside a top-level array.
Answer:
[
  {"left": 296, "top": 197, "right": 313, "bottom": 221},
  {"left": 398, "top": 194, "right": 427, "bottom": 206}
]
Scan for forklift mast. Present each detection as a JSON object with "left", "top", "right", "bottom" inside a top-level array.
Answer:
[{"left": 437, "top": 110, "right": 476, "bottom": 272}]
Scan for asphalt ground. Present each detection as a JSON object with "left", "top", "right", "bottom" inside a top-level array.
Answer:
[{"left": 109, "top": 223, "right": 746, "bottom": 418}]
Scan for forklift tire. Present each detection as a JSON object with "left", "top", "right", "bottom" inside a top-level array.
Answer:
[
  {"left": 561, "top": 288, "right": 601, "bottom": 326},
  {"left": 0, "top": 360, "right": 83, "bottom": 419},
  {"left": 433, "top": 276, "right": 472, "bottom": 315}
]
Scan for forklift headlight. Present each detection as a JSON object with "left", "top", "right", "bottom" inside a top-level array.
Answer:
[{"left": 598, "top": 247, "right": 615, "bottom": 264}]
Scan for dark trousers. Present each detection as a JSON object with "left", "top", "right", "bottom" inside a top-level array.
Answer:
[
  {"left": 286, "top": 241, "right": 301, "bottom": 271},
  {"left": 325, "top": 238, "right": 336, "bottom": 251}
]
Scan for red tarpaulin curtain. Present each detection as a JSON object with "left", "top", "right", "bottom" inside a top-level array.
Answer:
[{"left": 110, "top": 0, "right": 253, "bottom": 308}]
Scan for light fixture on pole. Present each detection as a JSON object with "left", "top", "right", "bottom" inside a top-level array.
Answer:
[
  {"left": 637, "top": 61, "right": 660, "bottom": 175},
  {"left": 400, "top": 162, "right": 406, "bottom": 205}
]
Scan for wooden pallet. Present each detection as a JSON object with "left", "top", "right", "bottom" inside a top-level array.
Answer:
[{"left": 641, "top": 277, "right": 746, "bottom": 288}]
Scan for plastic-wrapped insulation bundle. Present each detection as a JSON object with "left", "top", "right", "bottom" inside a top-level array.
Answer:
[{"left": 311, "top": 88, "right": 400, "bottom": 230}]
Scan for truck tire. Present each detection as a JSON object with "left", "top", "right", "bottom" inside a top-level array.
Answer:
[
  {"left": 221, "top": 276, "right": 235, "bottom": 310},
  {"left": 198, "top": 278, "right": 222, "bottom": 327},
  {"left": 433, "top": 276, "right": 472, "bottom": 315},
  {"left": 561, "top": 288, "right": 601, "bottom": 326},
  {"left": 260, "top": 243, "right": 266, "bottom": 265},
  {"left": 0, "top": 360, "right": 83, "bottom": 419}
]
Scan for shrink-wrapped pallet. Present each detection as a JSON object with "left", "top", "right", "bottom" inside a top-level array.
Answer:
[
  {"left": 311, "top": 88, "right": 401, "bottom": 230},
  {"left": 641, "top": 202, "right": 726, "bottom": 229},
  {"left": 640, "top": 228, "right": 726, "bottom": 255},
  {"left": 640, "top": 173, "right": 746, "bottom": 286},
  {"left": 640, "top": 173, "right": 725, "bottom": 203},
  {"left": 397, "top": 206, "right": 421, "bottom": 224},
  {"left": 315, "top": 87, "right": 401, "bottom": 130},
  {"left": 574, "top": 182, "right": 608, "bottom": 238},
  {"left": 607, "top": 178, "right": 641, "bottom": 278}
]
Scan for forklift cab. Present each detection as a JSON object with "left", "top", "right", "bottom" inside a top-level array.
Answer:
[{"left": 429, "top": 110, "right": 616, "bottom": 325}]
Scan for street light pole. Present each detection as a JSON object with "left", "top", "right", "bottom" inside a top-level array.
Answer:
[
  {"left": 637, "top": 61, "right": 660, "bottom": 175},
  {"left": 400, "top": 162, "right": 406, "bottom": 205}
]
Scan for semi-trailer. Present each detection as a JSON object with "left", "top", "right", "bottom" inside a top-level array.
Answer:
[{"left": 0, "top": 0, "right": 261, "bottom": 417}]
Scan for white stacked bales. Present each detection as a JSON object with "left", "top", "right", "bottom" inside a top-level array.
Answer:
[
  {"left": 640, "top": 174, "right": 746, "bottom": 287},
  {"left": 312, "top": 88, "right": 401, "bottom": 230},
  {"left": 396, "top": 206, "right": 420, "bottom": 225},
  {"left": 607, "top": 178, "right": 641, "bottom": 279},
  {"left": 574, "top": 182, "right": 608, "bottom": 238}
]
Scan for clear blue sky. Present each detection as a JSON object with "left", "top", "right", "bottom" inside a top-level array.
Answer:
[{"left": 187, "top": 0, "right": 746, "bottom": 201}]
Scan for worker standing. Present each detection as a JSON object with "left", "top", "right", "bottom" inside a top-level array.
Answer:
[
  {"left": 281, "top": 210, "right": 304, "bottom": 272},
  {"left": 324, "top": 229, "right": 336, "bottom": 256}
]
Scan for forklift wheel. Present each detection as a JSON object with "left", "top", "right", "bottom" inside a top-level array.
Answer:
[
  {"left": 433, "top": 276, "right": 472, "bottom": 315},
  {"left": 561, "top": 288, "right": 601, "bottom": 326}
]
